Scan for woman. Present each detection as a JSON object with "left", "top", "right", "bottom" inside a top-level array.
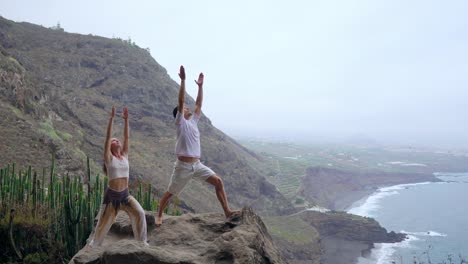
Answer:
[{"left": 89, "top": 106, "right": 147, "bottom": 247}]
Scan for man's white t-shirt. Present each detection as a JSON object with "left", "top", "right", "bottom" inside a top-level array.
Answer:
[{"left": 175, "top": 111, "right": 201, "bottom": 158}]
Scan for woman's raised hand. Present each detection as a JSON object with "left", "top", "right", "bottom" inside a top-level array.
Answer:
[
  {"left": 123, "top": 106, "right": 128, "bottom": 120},
  {"left": 111, "top": 106, "right": 116, "bottom": 119}
]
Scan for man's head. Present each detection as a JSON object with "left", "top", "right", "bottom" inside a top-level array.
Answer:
[{"left": 173, "top": 106, "right": 192, "bottom": 119}]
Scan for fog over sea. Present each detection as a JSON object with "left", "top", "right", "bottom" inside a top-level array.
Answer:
[{"left": 348, "top": 173, "right": 468, "bottom": 264}]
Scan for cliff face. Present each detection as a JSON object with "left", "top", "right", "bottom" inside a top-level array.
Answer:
[
  {"left": 70, "top": 208, "right": 285, "bottom": 264},
  {"left": 299, "top": 210, "right": 405, "bottom": 264},
  {"left": 265, "top": 210, "right": 405, "bottom": 264},
  {"left": 298, "top": 211, "right": 405, "bottom": 244},
  {"left": 0, "top": 16, "right": 294, "bottom": 215},
  {"left": 299, "top": 167, "right": 440, "bottom": 210}
]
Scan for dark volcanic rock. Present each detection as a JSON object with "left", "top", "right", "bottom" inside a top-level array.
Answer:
[
  {"left": 265, "top": 210, "right": 406, "bottom": 264},
  {"left": 299, "top": 210, "right": 406, "bottom": 264},
  {"left": 70, "top": 208, "right": 286, "bottom": 264},
  {"left": 299, "top": 210, "right": 406, "bottom": 243}
]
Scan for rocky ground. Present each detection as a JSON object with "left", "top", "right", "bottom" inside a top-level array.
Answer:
[{"left": 70, "top": 208, "right": 285, "bottom": 264}]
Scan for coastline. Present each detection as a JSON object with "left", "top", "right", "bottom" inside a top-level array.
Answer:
[
  {"left": 335, "top": 177, "right": 443, "bottom": 212},
  {"left": 335, "top": 189, "right": 377, "bottom": 212},
  {"left": 277, "top": 166, "right": 456, "bottom": 264},
  {"left": 344, "top": 174, "right": 468, "bottom": 264},
  {"left": 343, "top": 182, "right": 424, "bottom": 264},
  {"left": 339, "top": 180, "right": 442, "bottom": 264},
  {"left": 345, "top": 181, "right": 437, "bottom": 215},
  {"left": 300, "top": 167, "right": 442, "bottom": 212}
]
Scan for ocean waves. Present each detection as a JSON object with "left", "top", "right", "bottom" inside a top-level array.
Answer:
[
  {"left": 401, "top": 230, "right": 448, "bottom": 237},
  {"left": 349, "top": 180, "right": 453, "bottom": 264},
  {"left": 348, "top": 182, "right": 432, "bottom": 217}
]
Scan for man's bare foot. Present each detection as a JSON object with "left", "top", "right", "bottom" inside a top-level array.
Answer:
[
  {"left": 155, "top": 216, "right": 163, "bottom": 227},
  {"left": 84, "top": 244, "right": 93, "bottom": 251},
  {"left": 225, "top": 210, "right": 241, "bottom": 218}
]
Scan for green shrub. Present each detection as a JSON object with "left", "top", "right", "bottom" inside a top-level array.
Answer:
[{"left": 23, "top": 252, "right": 48, "bottom": 264}]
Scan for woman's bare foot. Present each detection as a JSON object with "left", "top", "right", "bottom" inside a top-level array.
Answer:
[{"left": 155, "top": 216, "right": 163, "bottom": 227}]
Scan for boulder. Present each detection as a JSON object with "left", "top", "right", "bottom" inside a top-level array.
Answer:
[{"left": 70, "top": 208, "right": 286, "bottom": 264}]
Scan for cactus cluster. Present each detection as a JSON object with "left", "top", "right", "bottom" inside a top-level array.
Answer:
[
  {"left": 0, "top": 157, "right": 104, "bottom": 258},
  {"left": 0, "top": 156, "right": 182, "bottom": 261}
]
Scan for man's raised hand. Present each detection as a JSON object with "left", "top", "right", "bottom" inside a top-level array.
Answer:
[
  {"left": 178, "top": 65, "right": 186, "bottom": 81},
  {"left": 195, "top": 73, "right": 204, "bottom": 87},
  {"left": 123, "top": 106, "right": 128, "bottom": 120},
  {"left": 110, "top": 106, "right": 115, "bottom": 118}
]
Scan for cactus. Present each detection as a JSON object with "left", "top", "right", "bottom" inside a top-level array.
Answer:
[
  {"left": 87, "top": 156, "right": 91, "bottom": 193},
  {"left": 26, "top": 166, "right": 31, "bottom": 205},
  {"left": 48, "top": 157, "right": 55, "bottom": 209},
  {"left": 9, "top": 163, "right": 15, "bottom": 204},
  {"left": 3, "top": 165, "right": 10, "bottom": 214},
  {"left": 142, "top": 183, "right": 152, "bottom": 210},
  {"left": 0, "top": 158, "right": 170, "bottom": 260},
  {"left": 138, "top": 182, "right": 142, "bottom": 203},
  {"left": 16, "top": 170, "right": 21, "bottom": 204},
  {"left": 6, "top": 164, "right": 10, "bottom": 193},
  {"left": 31, "top": 171, "right": 39, "bottom": 218},
  {"left": 64, "top": 174, "right": 82, "bottom": 255},
  {"left": 86, "top": 157, "right": 93, "bottom": 233},
  {"left": 0, "top": 168, "right": 3, "bottom": 203},
  {"left": 41, "top": 167, "right": 45, "bottom": 205}
]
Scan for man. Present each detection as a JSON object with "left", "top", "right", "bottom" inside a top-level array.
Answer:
[{"left": 155, "top": 65, "right": 238, "bottom": 226}]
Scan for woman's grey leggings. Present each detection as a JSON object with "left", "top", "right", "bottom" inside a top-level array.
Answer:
[{"left": 89, "top": 188, "right": 147, "bottom": 247}]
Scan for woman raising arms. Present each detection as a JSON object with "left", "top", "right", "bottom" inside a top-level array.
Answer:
[{"left": 89, "top": 106, "right": 147, "bottom": 247}]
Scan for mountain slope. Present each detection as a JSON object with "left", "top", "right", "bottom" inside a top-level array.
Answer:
[{"left": 0, "top": 16, "right": 294, "bottom": 215}]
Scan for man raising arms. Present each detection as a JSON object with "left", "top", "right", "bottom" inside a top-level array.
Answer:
[{"left": 156, "top": 66, "right": 238, "bottom": 226}]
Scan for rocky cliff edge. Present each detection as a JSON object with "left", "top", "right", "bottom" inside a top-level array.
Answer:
[{"left": 70, "top": 207, "right": 285, "bottom": 264}]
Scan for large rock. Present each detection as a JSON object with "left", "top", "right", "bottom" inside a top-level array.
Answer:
[{"left": 69, "top": 208, "right": 286, "bottom": 264}]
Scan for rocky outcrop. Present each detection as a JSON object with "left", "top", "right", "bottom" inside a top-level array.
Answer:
[
  {"left": 264, "top": 210, "right": 406, "bottom": 264},
  {"left": 299, "top": 210, "right": 405, "bottom": 243},
  {"left": 70, "top": 208, "right": 286, "bottom": 264},
  {"left": 298, "top": 210, "right": 406, "bottom": 264}
]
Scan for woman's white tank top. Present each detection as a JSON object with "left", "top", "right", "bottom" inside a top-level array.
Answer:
[{"left": 106, "top": 155, "right": 129, "bottom": 180}]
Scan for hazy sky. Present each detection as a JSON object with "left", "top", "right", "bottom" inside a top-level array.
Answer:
[{"left": 1, "top": 0, "right": 468, "bottom": 147}]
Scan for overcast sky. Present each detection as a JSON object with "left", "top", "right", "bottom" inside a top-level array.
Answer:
[{"left": 1, "top": 0, "right": 468, "bottom": 147}]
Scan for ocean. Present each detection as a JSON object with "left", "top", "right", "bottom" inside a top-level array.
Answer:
[{"left": 348, "top": 173, "right": 468, "bottom": 264}]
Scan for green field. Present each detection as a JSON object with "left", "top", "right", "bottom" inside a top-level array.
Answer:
[{"left": 263, "top": 214, "right": 319, "bottom": 243}]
